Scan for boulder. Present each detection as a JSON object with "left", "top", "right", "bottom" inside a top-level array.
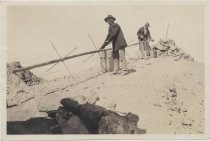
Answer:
[
  {"left": 55, "top": 107, "right": 88, "bottom": 134},
  {"left": 98, "top": 114, "right": 138, "bottom": 134},
  {"left": 60, "top": 98, "right": 140, "bottom": 134},
  {"left": 7, "top": 122, "right": 34, "bottom": 134},
  {"left": 61, "top": 116, "right": 89, "bottom": 134}
]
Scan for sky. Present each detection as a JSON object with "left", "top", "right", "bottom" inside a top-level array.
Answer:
[{"left": 6, "top": 3, "right": 206, "bottom": 79}]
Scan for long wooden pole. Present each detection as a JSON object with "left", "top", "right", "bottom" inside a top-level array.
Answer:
[{"left": 12, "top": 42, "right": 140, "bottom": 73}]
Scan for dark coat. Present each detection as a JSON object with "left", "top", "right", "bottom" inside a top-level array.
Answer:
[
  {"left": 104, "top": 23, "right": 127, "bottom": 51},
  {"left": 137, "top": 26, "right": 151, "bottom": 41}
]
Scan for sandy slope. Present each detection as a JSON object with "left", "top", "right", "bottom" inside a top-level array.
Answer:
[{"left": 7, "top": 56, "right": 204, "bottom": 134}]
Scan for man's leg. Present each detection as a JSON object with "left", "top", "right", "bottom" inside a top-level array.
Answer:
[
  {"left": 139, "top": 42, "right": 145, "bottom": 59},
  {"left": 145, "top": 41, "right": 151, "bottom": 58},
  {"left": 142, "top": 51, "right": 147, "bottom": 59},
  {"left": 112, "top": 50, "right": 120, "bottom": 74},
  {"left": 119, "top": 48, "right": 127, "bottom": 71},
  {"left": 119, "top": 48, "right": 128, "bottom": 75},
  {"left": 143, "top": 41, "right": 149, "bottom": 59},
  {"left": 105, "top": 50, "right": 114, "bottom": 72}
]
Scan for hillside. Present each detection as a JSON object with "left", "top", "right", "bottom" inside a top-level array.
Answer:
[{"left": 7, "top": 56, "right": 204, "bottom": 134}]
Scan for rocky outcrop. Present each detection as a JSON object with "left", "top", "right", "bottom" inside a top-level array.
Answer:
[
  {"left": 151, "top": 39, "right": 194, "bottom": 61},
  {"left": 6, "top": 62, "right": 45, "bottom": 108},
  {"left": 54, "top": 98, "right": 141, "bottom": 134},
  {"left": 7, "top": 61, "right": 44, "bottom": 87}
]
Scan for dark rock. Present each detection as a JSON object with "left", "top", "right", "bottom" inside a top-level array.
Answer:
[
  {"left": 98, "top": 114, "right": 138, "bottom": 134},
  {"left": 7, "top": 122, "right": 34, "bottom": 134},
  {"left": 60, "top": 98, "right": 140, "bottom": 134},
  {"left": 60, "top": 98, "right": 80, "bottom": 115},
  {"left": 7, "top": 117, "right": 61, "bottom": 134},
  {"left": 77, "top": 102, "right": 109, "bottom": 133},
  {"left": 24, "top": 117, "right": 60, "bottom": 134},
  {"left": 55, "top": 106, "right": 88, "bottom": 134},
  {"left": 61, "top": 116, "right": 89, "bottom": 134}
]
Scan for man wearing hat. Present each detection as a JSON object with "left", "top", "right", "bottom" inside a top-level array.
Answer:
[
  {"left": 100, "top": 15, "right": 128, "bottom": 75},
  {"left": 137, "top": 22, "right": 154, "bottom": 59}
]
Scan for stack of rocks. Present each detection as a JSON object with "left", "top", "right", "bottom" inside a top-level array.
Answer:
[
  {"left": 7, "top": 61, "right": 43, "bottom": 87},
  {"left": 151, "top": 39, "right": 194, "bottom": 61}
]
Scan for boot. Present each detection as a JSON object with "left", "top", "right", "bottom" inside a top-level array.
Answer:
[{"left": 111, "top": 59, "right": 120, "bottom": 75}]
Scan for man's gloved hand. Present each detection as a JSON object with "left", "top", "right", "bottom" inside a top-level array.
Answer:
[
  {"left": 100, "top": 45, "right": 105, "bottom": 50},
  {"left": 100, "top": 40, "right": 109, "bottom": 50},
  {"left": 104, "top": 40, "right": 109, "bottom": 44},
  {"left": 138, "top": 34, "right": 144, "bottom": 40}
]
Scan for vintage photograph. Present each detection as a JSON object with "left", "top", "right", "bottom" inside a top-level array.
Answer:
[{"left": 2, "top": 1, "right": 208, "bottom": 139}]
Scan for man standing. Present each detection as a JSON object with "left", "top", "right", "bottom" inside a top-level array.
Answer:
[
  {"left": 137, "top": 22, "right": 154, "bottom": 59},
  {"left": 100, "top": 15, "right": 128, "bottom": 75}
]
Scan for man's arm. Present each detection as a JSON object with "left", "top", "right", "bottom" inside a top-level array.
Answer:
[
  {"left": 100, "top": 24, "right": 120, "bottom": 49},
  {"left": 106, "top": 24, "right": 120, "bottom": 42},
  {"left": 147, "top": 29, "right": 154, "bottom": 42},
  {"left": 147, "top": 29, "right": 152, "bottom": 39},
  {"left": 137, "top": 27, "right": 144, "bottom": 40}
]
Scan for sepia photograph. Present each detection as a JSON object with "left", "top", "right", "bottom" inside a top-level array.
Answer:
[{"left": 1, "top": 0, "right": 209, "bottom": 140}]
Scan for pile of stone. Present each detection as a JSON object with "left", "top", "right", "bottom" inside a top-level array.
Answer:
[
  {"left": 151, "top": 39, "right": 194, "bottom": 62},
  {"left": 7, "top": 61, "right": 43, "bottom": 87},
  {"left": 47, "top": 98, "right": 143, "bottom": 134}
]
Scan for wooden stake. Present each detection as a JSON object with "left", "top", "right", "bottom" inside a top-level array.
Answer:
[
  {"left": 166, "top": 23, "right": 169, "bottom": 40},
  {"left": 49, "top": 40, "right": 74, "bottom": 79},
  {"left": 46, "top": 46, "right": 78, "bottom": 72},
  {"left": 83, "top": 33, "right": 101, "bottom": 62}
]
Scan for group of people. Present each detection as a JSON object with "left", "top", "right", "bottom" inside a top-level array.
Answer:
[{"left": 100, "top": 15, "right": 154, "bottom": 75}]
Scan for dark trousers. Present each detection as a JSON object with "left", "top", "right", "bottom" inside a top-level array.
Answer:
[{"left": 112, "top": 50, "right": 119, "bottom": 59}]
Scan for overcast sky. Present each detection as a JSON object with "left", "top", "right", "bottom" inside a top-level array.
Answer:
[{"left": 6, "top": 3, "right": 205, "bottom": 79}]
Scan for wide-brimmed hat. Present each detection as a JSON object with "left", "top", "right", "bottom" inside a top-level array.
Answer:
[
  {"left": 104, "top": 15, "right": 116, "bottom": 22},
  {"left": 145, "top": 22, "right": 150, "bottom": 27}
]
